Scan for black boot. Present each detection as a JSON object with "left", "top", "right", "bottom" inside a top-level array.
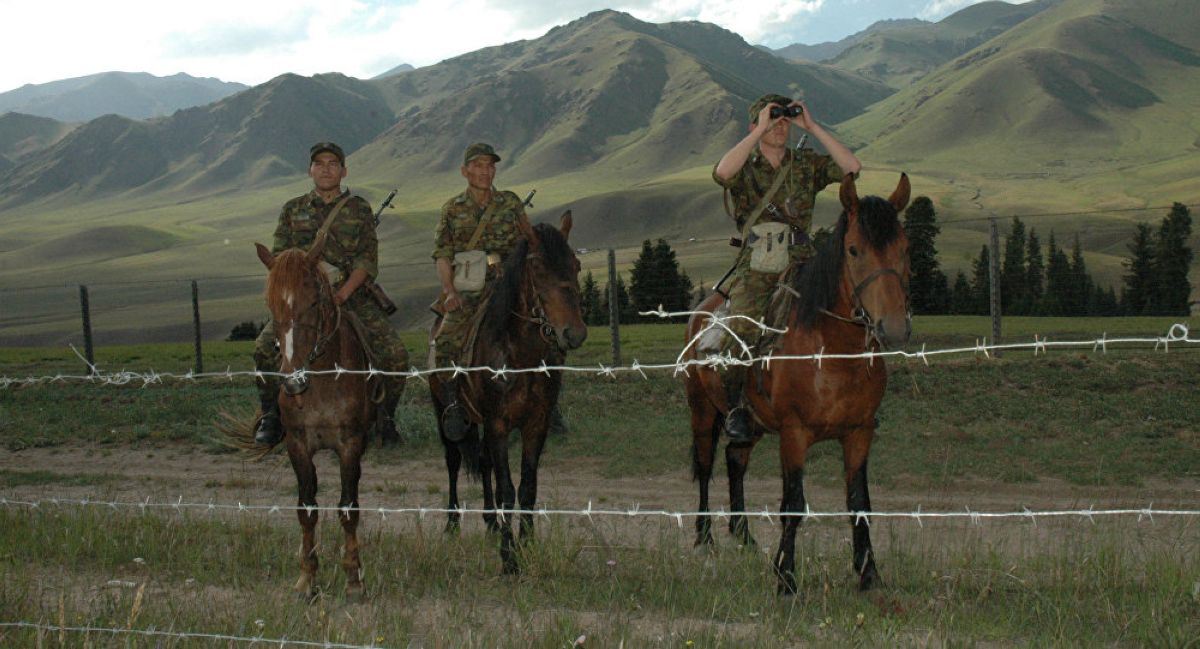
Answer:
[
  {"left": 440, "top": 378, "right": 469, "bottom": 442},
  {"left": 254, "top": 396, "right": 283, "bottom": 445},
  {"left": 723, "top": 367, "right": 753, "bottom": 443}
]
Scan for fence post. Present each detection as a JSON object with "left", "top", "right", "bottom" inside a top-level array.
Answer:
[
  {"left": 988, "top": 218, "right": 1002, "bottom": 353},
  {"left": 78, "top": 285, "right": 95, "bottom": 372},
  {"left": 607, "top": 248, "right": 621, "bottom": 367},
  {"left": 191, "top": 280, "right": 203, "bottom": 374}
]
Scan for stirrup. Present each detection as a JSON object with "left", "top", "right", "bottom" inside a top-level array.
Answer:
[
  {"left": 441, "top": 403, "right": 469, "bottom": 442},
  {"left": 254, "top": 411, "right": 283, "bottom": 446},
  {"left": 724, "top": 405, "right": 753, "bottom": 443}
]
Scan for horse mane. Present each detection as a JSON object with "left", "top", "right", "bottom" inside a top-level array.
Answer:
[
  {"left": 264, "top": 248, "right": 328, "bottom": 316},
  {"left": 792, "top": 196, "right": 902, "bottom": 329},
  {"left": 481, "top": 223, "right": 573, "bottom": 343}
]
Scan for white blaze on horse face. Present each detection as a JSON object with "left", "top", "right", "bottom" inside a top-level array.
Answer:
[{"left": 283, "top": 291, "right": 295, "bottom": 363}]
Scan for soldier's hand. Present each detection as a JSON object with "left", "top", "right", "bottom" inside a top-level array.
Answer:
[
  {"left": 334, "top": 287, "right": 352, "bottom": 306},
  {"left": 790, "top": 100, "right": 816, "bottom": 131},
  {"left": 444, "top": 291, "right": 463, "bottom": 312},
  {"left": 753, "top": 103, "right": 786, "bottom": 137}
]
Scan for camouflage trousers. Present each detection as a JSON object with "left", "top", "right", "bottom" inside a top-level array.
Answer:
[
  {"left": 253, "top": 292, "right": 409, "bottom": 409},
  {"left": 433, "top": 289, "right": 484, "bottom": 370},
  {"left": 723, "top": 260, "right": 782, "bottom": 353}
]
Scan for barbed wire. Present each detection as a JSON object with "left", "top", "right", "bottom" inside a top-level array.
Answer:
[
  {"left": 0, "top": 319, "right": 1193, "bottom": 390},
  {"left": 1, "top": 496, "right": 1195, "bottom": 527},
  {"left": 0, "top": 622, "right": 388, "bottom": 649}
]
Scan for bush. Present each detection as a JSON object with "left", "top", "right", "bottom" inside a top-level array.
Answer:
[{"left": 226, "top": 320, "right": 264, "bottom": 341}]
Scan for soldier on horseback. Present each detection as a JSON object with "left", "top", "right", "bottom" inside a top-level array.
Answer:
[
  {"left": 712, "top": 94, "right": 862, "bottom": 442},
  {"left": 252, "top": 141, "right": 409, "bottom": 446}
]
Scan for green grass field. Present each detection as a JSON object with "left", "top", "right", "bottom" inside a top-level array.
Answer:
[{"left": 1, "top": 318, "right": 1198, "bottom": 646}]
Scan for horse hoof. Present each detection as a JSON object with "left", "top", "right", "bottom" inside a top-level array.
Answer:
[
  {"left": 859, "top": 567, "right": 881, "bottom": 592},
  {"left": 693, "top": 533, "right": 715, "bottom": 547},
  {"left": 345, "top": 586, "right": 365, "bottom": 604},
  {"left": 443, "top": 519, "right": 461, "bottom": 536}
]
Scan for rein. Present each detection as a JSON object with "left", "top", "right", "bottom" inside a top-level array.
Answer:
[
  {"left": 820, "top": 266, "right": 908, "bottom": 351},
  {"left": 278, "top": 271, "right": 342, "bottom": 396},
  {"left": 511, "top": 251, "right": 573, "bottom": 352}
]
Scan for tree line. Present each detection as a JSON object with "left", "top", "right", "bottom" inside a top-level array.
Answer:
[{"left": 907, "top": 199, "right": 1193, "bottom": 317}]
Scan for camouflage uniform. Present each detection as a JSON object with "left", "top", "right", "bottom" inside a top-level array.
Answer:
[
  {"left": 713, "top": 145, "right": 844, "bottom": 345},
  {"left": 432, "top": 189, "right": 527, "bottom": 368},
  {"left": 254, "top": 189, "right": 409, "bottom": 405}
]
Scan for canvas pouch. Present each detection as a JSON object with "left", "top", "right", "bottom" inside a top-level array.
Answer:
[
  {"left": 748, "top": 222, "right": 791, "bottom": 273},
  {"left": 452, "top": 250, "right": 488, "bottom": 292}
]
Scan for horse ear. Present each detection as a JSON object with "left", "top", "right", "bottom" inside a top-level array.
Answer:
[
  {"left": 839, "top": 172, "right": 859, "bottom": 216},
  {"left": 518, "top": 215, "right": 539, "bottom": 251},
  {"left": 255, "top": 243, "right": 274, "bottom": 269},
  {"left": 559, "top": 210, "right": 573, "bottom": 241},
  {"left": 889, "top": 173, "right": 911, "bottom": 214}
]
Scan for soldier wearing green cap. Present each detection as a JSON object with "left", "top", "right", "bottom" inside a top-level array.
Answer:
[
  {"left": 252, "top": 141, "right": 410, "bottom": 446},
  {"left": 711, "top": 94, "right": 862, "bottom": 442},
  {"left": 431, "top": 142, "right": 531, "bottom": 441}
]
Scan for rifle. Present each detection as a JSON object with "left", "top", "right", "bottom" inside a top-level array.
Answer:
[
  {"left": 521, "top": 189, "right": 536, "bottom": 209},
  {"left": 373, "top": 188, "right": 398, "bottom": 227}
]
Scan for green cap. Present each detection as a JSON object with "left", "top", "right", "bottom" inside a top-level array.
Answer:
[
  {"left": 309, "top": 141, "right": 346, "bottom": 165},
  {"left": 463, "top": 142, "right": 501, "bottom": 165},
  {"left": 749, "top": 94, "right": 793, "bottom": 123}
]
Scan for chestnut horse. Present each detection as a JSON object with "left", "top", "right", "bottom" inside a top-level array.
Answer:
[
  {"left": 255, "top": 242, "right": 399, "bottom": 601},
  {"left": 432, "top": 212, "right": 587, "bottom": 573},
  {"left": 684, "top": 173, "right": 911, "bottom": 594}
]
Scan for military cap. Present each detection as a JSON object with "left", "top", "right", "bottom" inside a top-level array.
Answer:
[
  {"left": 463, "top": 142, "right": 501, "bottom": 165},
  {"left": 309, "top": 141, "right": 346, "bottom": 165},
  {"left": 749, "top": 93, "right": 794, "bottom": 123}
]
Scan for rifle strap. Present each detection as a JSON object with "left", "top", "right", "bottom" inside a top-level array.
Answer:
[
  {"left": 465, "top": 193, "right": 501, "bottom": 251},
  {"left": 739, "top": 160, "right": 791, "bottom": 245},
  {"left": 310, "top": 194, "right": 355, "bottom": 255}
]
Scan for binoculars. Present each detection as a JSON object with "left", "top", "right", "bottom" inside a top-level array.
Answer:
[{"left": 770, "top": 104, "right": 803, "bottom": 119}]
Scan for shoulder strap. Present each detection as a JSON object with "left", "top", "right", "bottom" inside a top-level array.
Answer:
[
  {"left": 310, "top": 194, "right": 355, "bottom": 253},
  {"left": 739, "top": 161, "right": 791, "bottom": 243},
  {"left": 465, "top": 197, "right": 502, "bottom": 251}
]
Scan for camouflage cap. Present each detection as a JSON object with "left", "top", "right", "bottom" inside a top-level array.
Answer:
[
  {"left": 463, "top": 142, "right": 501, "bottom": 165},
  {"left": 309, "top": 141, "right": 346, "bottom": 165},
  {"left": 749, "top": 94, "right": 794, "bottom": 123}
]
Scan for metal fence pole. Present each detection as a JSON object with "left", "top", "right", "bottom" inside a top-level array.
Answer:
[
  {"left": 988, "top": 218, "right": 1002, "bottom": 352},
  {"left": 191, "top": 280, "right": 203, "bottom": 374},
  {"left": 607, "top": 248, "right": 621, "bottom": 367},
  {"left": 78, "top": 285, "right": 95, "bottom": 372}
]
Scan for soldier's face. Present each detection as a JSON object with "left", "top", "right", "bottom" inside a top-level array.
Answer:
[
  {"left": 461, "top": 157, "right": 496, "bottom": 193},
  {"left": 757, "top": 116, "right": 791, "bottom": 148},
  {"left": 309, "top": 152, "right": 346, "bottom": 192}
]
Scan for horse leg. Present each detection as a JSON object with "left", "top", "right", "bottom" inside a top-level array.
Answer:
[
  {"left": 288, "top": 445, "right": 320, "bottom": 599},
  {"left": 517, "top": 419, "right": 549, "bottom": 544},
  {"left": 843, "top": 428, "right": 880, "bottom": 591},
  {"left": 336, "top": 440, "right": 365, "bottom": 601},
  {"left": 773, "top": 432, "right": 810, "bottom": 596},
  {"left": 485, "top": 422, "right": 519, "bottom": 574},
  {"left": 443, "top": 425, "right": 463, "bottom": 534},
  {"left": 726, "top": 435, "right": 758, "bottom": 547},
  {"left": 688, "top": 374, "right": 719, "bottom": 546},
  {"left": 478, "top": 426, "right": 500, "bottom": 534}
]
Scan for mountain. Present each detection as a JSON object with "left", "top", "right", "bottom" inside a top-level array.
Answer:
[
  {"left": 0, "top": 112, "right": 76, "bottom": 161},
  {"left": 0, "top": 72, "right": 248, "bottom": 122},
  {"left": 766, "top": 19, "right": 928, "bottom": 62},
  {"left": 357, "top": 10, "right": 890, "bottom": 185},
  {"left": 840, "top": 0, "right": 1200, "bottom": 169},
  {"left": 372, "top": 63, "right": 415, "bottom": 79},
  {"left": 0, "top": 74, "right": 396, "bottom": 203},
  {"left": 828, "top": 0, "right": 1060, "bottom": 88}
]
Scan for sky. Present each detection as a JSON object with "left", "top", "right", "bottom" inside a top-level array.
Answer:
[{"left": 0, "top": 0, "right": 1030, "bottom": 93}]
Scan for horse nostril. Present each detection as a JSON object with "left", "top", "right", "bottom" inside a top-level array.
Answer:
[{"left": 565, "top": 326, "right": 588, "bottom": 349}]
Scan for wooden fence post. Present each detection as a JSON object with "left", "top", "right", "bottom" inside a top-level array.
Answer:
[
  {"left": 988, "top": 218, "right": 1002, "bottom": 354},
  {"left": 607, "top": 248, "right": 621, "bottom": 367},
  {"left": 191, "top": 280, "right": 203, "bottom": 374},
  {"left": 79, "top": 285, "right": 95, "bottom": 372}
]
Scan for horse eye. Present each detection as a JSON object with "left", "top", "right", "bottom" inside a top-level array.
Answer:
[{"left": 848, "top": 245, "right": 859, "bottom": 257}]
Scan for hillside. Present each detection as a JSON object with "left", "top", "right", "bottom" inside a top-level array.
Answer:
[
  {"left": 0, "top": 112, "right": 75, "bottom": 161},
  {"left": 828, "top": 0, "right": 1059, "bottom": 88},
  {"left": 0, "top": 74, "right": 396, "bottom": 204},
  {"left": 767, "top": 19, "right": 928, "bottom": 63},
  {"left": 0, "top": 72, "right": 247, "bottom": 122}
]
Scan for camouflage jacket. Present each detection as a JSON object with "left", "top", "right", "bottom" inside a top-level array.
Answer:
[
  {"left": 713, "top": 147, "right": 843, "bottom": 259},
  {"left": 272, "top": 189, "right": 379, "bottom": 279},
  {"left": 432, "top": 189, "right": 526, "bottom": 260}
]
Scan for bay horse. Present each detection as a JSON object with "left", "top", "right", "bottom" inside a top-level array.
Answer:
[
  {"left": 431, "top": 211, "right": 587, "bottom": 574},
  {"left": 255, "top": 241, "right": 398, "bottom": 601},
  {"left": 684, "top": 173, "right": 911, "bottom": 594}
]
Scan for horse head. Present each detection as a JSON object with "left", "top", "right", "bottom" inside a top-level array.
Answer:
[
  {"left": 256, "top": 242, "right": 335, "bottom": 393},
  {"left": 838, "top": 173, "right": 912, "bottom": 348},
  {"left": 516, "top": 211, "right": 588, "bottom": 351}
]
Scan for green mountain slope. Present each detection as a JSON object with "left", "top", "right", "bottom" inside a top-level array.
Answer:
[
  {"left": 829, "top": 0, "right": 1059, "bottom": 88},
  {"left": 0, "top": 72, "right": 248, "bottom": 122},
  {"left": 0, "top": 112, "right": 76, "bottom": 160}
]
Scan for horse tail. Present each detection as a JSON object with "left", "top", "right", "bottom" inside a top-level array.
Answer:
[{"left": 456, "top": 426, "right": 484, "bottom": 481}]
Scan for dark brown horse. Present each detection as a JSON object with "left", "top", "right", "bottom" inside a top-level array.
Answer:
[
  {"left": 255, "top": 242, "right": 398, "bottom": 601},
  {"left": 684, "top": 173, "right": 911, "bottom": 594},
  {"left": 431, "top": 212, "right": 587, "bottom": 574}
]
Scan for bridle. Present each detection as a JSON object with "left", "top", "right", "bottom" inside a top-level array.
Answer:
[
  {"left": 511, "top": 249, "right": 578, "bottom": 352},
  {"left": 820, "top": 258, "right": 909, "bottom": 350},
  {"left": 276, "top": 269, "right": 341, "bottom": 395}
]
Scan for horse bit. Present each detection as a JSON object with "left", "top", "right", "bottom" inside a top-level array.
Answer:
[
  {"left": 279, "top": 278, "right": 342, "bottom": 396},
  {"left": 821, "top": 266, "right": 909, "bottom": 349}
]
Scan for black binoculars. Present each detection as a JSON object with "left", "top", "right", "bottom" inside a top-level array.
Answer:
[{"left": 770, "top": 104, "right": 803, "bottom": 119}]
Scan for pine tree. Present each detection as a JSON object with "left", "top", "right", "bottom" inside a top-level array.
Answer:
[
  {"left": 1000, "top": 217, "right": 1027, "bottom": 314},
  {"left": 1068, "top": 236, "right": 1091, "bottom": 316},
  {"left": 629, "top": 239, "right": 694, "bottom": 322},
  {"left": 951, "top": 271, "right": 973, "bottom": 315},
  {"left": 1122, "top": 223, "right": 1155, "bottom": 315},
  {"left": 579, "top": 271, "right": 604, "bottom": 326},
  {"left": 971, "top": 245, "right": 992, "bottom": 315},
  {"left": 1043, "top": 232, "right": 1071, "bottom": 316},
  {"left": 1151, "top": 203, "right": 1193, "bottom": 315},
  {"left": 903, "top": 196, "right": 946, "bottom": 314},
  {"left": 1024, "top": 228, "right": 1044, "bottom": 315}
]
